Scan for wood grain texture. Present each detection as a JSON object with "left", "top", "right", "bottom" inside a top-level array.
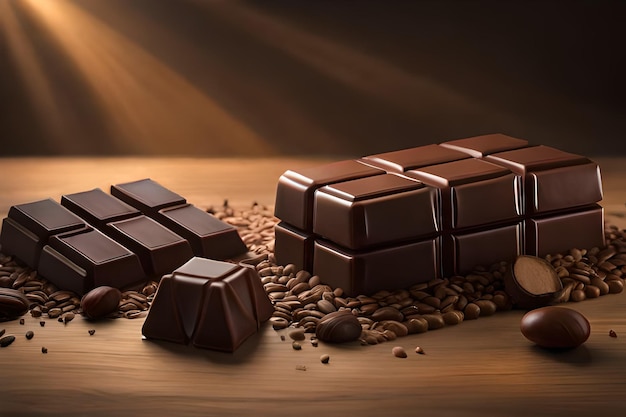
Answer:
[{"left": 0, "top": 157, "right": 625, "bottom": 417}]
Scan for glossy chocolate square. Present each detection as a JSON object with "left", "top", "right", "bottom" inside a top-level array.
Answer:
[
  {"left": 406, "top": 158, "right": 522, "bottom": 230},
  {"left": 485, "top": 146, "right": 602, "bottom": 215},
  {"left": 275, "top": 160, "right": 384, "bottom": 231},
  {"left": 0, "top": 199, "right": 85, "bottom": 268},
  {"left": 107, "top": 215, "right": 193, "bottom": 277},
  {"left": 37, "top": 227, "right": 146, "bottom": 295},
  {"left": 439, "top": 133, "right": 528, "bottom": 157},
  {"left": 445, "top": 222, "right": 522, "bottom": 276},
  {"left": 61, "top": 188, "right": 140, "bottom": 229},
  {"left": 157, "top": 204, "right": 247, "bottom": 260},
  {"left": 526, "top": 205, "right": 605, "bottom": 257},
  {"left": 273, "top": 222, "right": 314, "bottom": 273},
  {"left": 313, "top": 238, "right": 440, "bottom": 297},
  {"left": 313, "top": 174, "right": 438, "bottom": 249},
  {"left": 360, "top": 144, "right": 470, "bottom": 173},
  {"left": 111, "top": 178, "right": 186, "bottom": 215}
]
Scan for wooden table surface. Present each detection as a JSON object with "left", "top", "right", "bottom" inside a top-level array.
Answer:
[{"left": 1, "top": 157, "right": 625, "bottom": 417}]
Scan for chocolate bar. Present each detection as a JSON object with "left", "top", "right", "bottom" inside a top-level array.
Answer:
[
  {"left": 0, "top": 199, "right": 85, "bottom": 268},
  {"left": 274, "top": 135, "right": 605, "bottom": 296},
  {"left": 142, "top": 257, "right": 273, "bottom": 352},
  {"left": 37, "top": 227, "right": 145, "bottom": 295},
  {"left": 62, "top": 188, "right": 193, "bottom": 277},
  {"left": 313, "top": 173, "right": 438, "bottom": 250}
]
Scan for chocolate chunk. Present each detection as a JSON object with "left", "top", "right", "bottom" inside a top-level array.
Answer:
[
  {"left": 37, "top": 227, "right": 146, "bottom": 295},
  {"left": 0, "top": 199, "right": 85, "bottom": 268},
  {"left": 520, "top": 307, "right": 590, "bottom": 348},
  {"left": 313, "top": 174, "right": 438, "bottom": 250},
  {"left": 439, "top": 133, "right": 528, "bottom": 157},
  {"left": 275, "top": 160, "right": 384, "bottom": 231},
  {"left": 142, "top": 257, "right": 274, "bottom": 352},
  {"left": 360, "top": 143, "right": 470, "bottom": 173},
  {"left": 157, "top": 204, "right": 247, "bottom": 260},
  {"left": 111, "top": 178, "right": 186, "bottom": 215}
]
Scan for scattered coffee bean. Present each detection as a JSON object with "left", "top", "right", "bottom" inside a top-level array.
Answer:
[
  {"left": 25, "top": 330, "right": 34, "bottom": 340},
  {"left": 41, "top": 346, "right": 48, "bottom": 354},
  {"left": 88, "top": 329, "right": 96, "bottom": 336},
  {"left": 280, "top": 335, "right": 286, "bottom": 341},
  {"left": 311, "top": 338, "right": 319, "bottom": 347},
  {"left": 415, "top": 346, "right": 425, "bottom": 354},
  {"left": 0, "top": 335, "right": 16, "bottom": 347},
  {"left": 292, "top": 341, "right": 302, "bottom": 350},
  {"left": 392, "top": 346, "right": 407, "bottom": 358},
  {"left": 39, "top": 321, "right": 45, "bottom": 327},
  {"left": 320, "top": 353, "right": 330, "bottom": 364},
  {"left": 63, "top": 312, "right": 75, "bottom": 324},
  {"left": 19, "top": 318, "right": 24, "bottom": 325},
  {"left": 288, "top": 328, "right": 306, "bottom": 341},
  {"left": 609, "top": 329, "right": 617, "bottom": 338}
]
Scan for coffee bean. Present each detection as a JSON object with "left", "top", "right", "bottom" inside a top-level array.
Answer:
[
  {"left": 415, "top": 346, "right": 425, "bottom": 354},
  {"left": 292, "top": 341, "right": 302, "bottom": 350},
  {"left": 41, "top": 346, "right": 48, "bottom": 354},
  {"left": 88, "top": 329, "right": 96, "bottom": 336},
  {"left": 25, "top": 330, "right": 34, "bottom": 340},
  {"left": 0, "top": 335, "right": 16, "bottom": 347},
  {"left": 607, "top": 279, "right": 624, "bottom": 294},
  {"left": 392, "top": 346, "right": 407, "bottom": 358},
  {"left": 39, "top": 321, "right": 45, "bottom": 327},
  {"left": 464, "top": 303, "right": 481, "bottom": 320},
  {"left": 320, "top": 354, "right": 330, "bottom": 364},
  {"left": 289, "top": 328, "right": 306, "bottom": 341}
]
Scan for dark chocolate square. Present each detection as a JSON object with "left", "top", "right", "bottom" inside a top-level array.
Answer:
[
  {"left": 360, "top": 144, "right": 470, "bottom": 173},
  {"left": 439, "top": 133, "right": 528, "bottom": 157},
  {"left": 111, "top": 178, "right": 186, "bottom": 215},
  {"left": 61, "top": 188, "right": 140, "bottom": 229}
]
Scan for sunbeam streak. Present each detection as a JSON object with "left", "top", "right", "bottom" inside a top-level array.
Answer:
[{"left": 14, "top": 0, "right": 271, "bottom": 155}]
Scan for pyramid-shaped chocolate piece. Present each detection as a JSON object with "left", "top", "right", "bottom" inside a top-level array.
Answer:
[{"left": 142, "top": 257, "right": 273, "bottom": 352}]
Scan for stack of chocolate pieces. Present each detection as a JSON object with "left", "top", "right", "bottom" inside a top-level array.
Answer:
[
  {"left": 0, "top": 179, "right": 248, "bottom": 295},
  {"left": 274, "top": 134, "right": 604, "bottom": 297}
]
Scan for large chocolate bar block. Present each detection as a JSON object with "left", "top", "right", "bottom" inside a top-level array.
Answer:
[
  {"left": 38, "top": 227, "right": 146, "bottom": 295},
  {"left": 0, "top": 199, "right": 85, "bottom": 268},
  {"left": 274, "top": 222, "right": 314, "bottom": 273},
  {"left": 313, "top": 174, "right": 438, "bottom": 250},
  {"left": 406, "top": 158, "right": 522, "bottom": 231},
  {"left": 61, "top": 188, "right": 140, "bottom": 229},
  {"left": 313, "top": 238, "right": 439, "bottom": 297},
  {"left": 111, "top": 178, "right": 186, "bottom": 215},
  {"left": 107, "top": 216, "right": 194, "bottom": 277},
  {"left": 157, "top": 204, "right": 247, "bottom": 260},
  {"left": 526, "top": 205, "right": 605, "bottom": 257},
  {"left": 142, "top": 257, "right": 274, "bottom": 352},
  {"left": 360, "top": 144, "right": 470, "bottom": 173},
  {"left": 439, "top": 133, "right": 528, "bottom": 157},
  {"left": 275, "top": 160, "right": 384, "bottom": 231},
  {"left": 274, "top": 135, "right": 605, "bottom": 296},
  {"left": 485, "top": 145, "right": 602, "bottom": 215}
]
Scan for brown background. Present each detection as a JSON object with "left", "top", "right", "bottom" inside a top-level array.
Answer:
[{"left": 1, "top": 0, "right": 624, "bottom": 157}]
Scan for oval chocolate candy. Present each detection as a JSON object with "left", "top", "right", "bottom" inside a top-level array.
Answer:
[{"left": 520, "top": 306, "right": 590, "bottom": 349}]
